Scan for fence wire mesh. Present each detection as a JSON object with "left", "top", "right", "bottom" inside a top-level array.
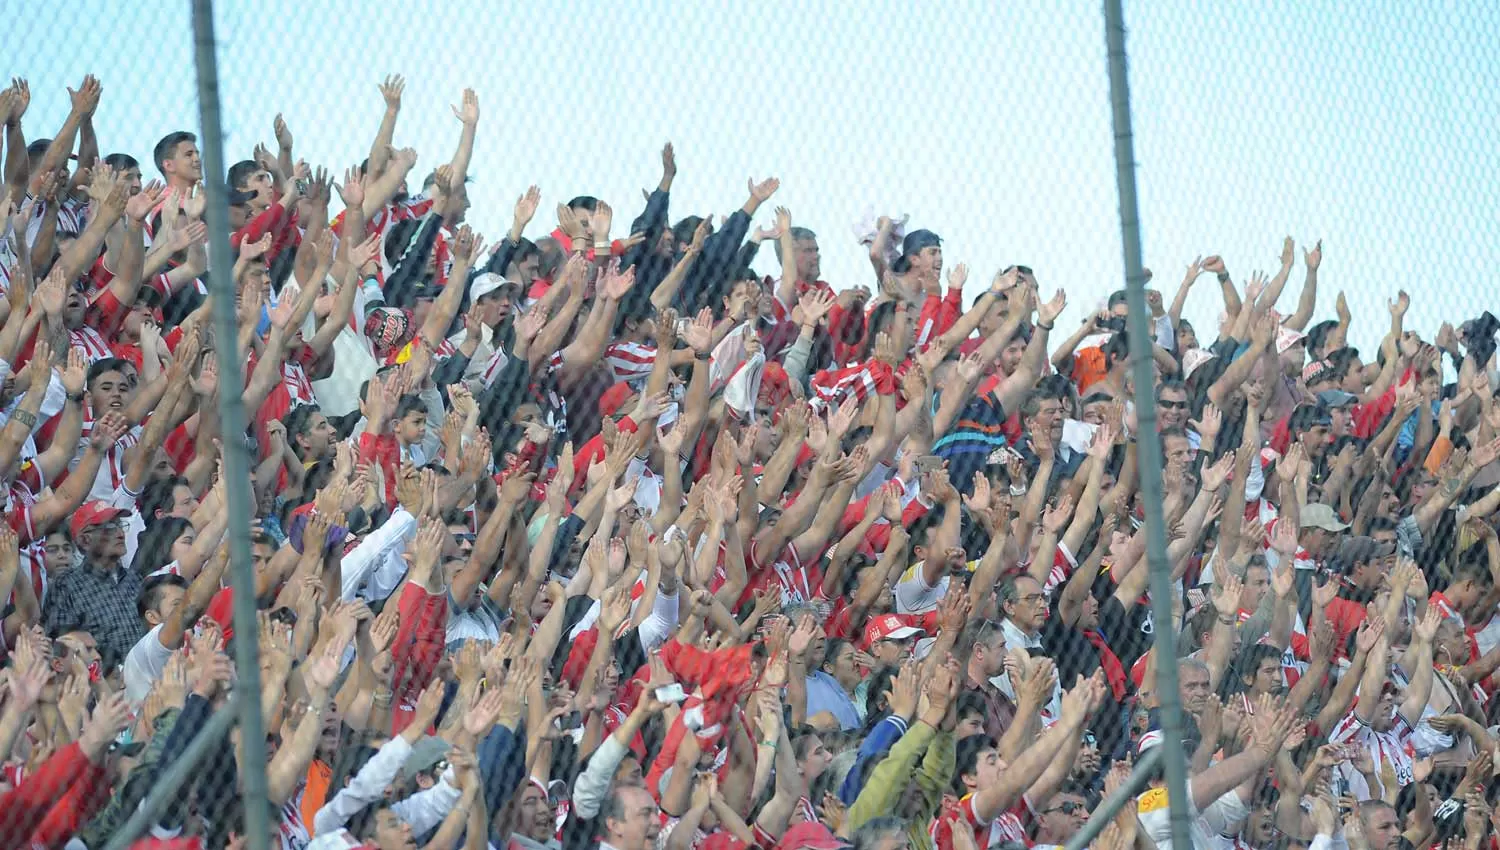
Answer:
[{"left": 3, "top": 1, "right": 1500, "bottom": 849}]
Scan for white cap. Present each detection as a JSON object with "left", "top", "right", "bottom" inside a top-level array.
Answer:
[{"left": 469, "top": 272, "right": 510, "bottom": 302}]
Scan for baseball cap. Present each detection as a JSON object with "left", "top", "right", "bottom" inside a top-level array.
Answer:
[
  {"left": 1331, "top": 536, "right": 1396, "bottom": 575},
  {"left": 775, "top": 822, "right": 847, "bottom": 850},
  {"left": 399, "top": 736, "right": 451, "bottom": 779},
  {"left": 70, "top": 501, "right": 127, "bottom": 539},
  {"left": 1275, "top": 326, "right": 1307, "bottom": 355},
  {"left": 861, "top": 614, "right": 923, "bottom": 651},
  {"left": 469, "top": 272, "right": 512, "bottom": 302},
  {"left": 1300, "top": 503, "right": 1350, "bottom": 533},
  {"left": 1182, "top": 349, "right": 1216, "bottom": 379},
  {"left": 1316, "top": 389, "right": 1358, "bottom": 409}
]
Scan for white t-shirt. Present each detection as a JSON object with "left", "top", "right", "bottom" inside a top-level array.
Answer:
[
  {"left": 123, "top": 623, "right": 175, "bottom": 705},
  {"left": 893, "top": 561, "right": 948, "bottom": 614},
  {"left": 1136, "top": 781, "right": 1250, "bottom": 850}
]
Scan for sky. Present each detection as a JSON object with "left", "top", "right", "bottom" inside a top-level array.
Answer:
[{"left": 8, "top": 0, "right": 1499, "bottom": 359}]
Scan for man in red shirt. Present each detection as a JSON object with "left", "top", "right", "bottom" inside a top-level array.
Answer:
[{"left": 1321, "top": 536, "right": 1396, "bottom": 648}]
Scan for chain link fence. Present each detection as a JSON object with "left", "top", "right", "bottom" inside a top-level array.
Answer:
[{"left": 2, "top": 1, "right": 1499, "bottom": 849}]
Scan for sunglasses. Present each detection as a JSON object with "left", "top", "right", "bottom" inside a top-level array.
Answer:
[
  {"left": 1042, "top": 801, "right": 1087, "bottom": 816},
  {"left": 1158, "top": 399, "right": 1189, "bottom": 410}
]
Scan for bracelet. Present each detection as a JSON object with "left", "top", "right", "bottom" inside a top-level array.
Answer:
[
  {"left": 1216, "top": 614, "right": 1236, "bottom": 625},
  {"left": 1037, "top": 322, "right": 1055, "bottom": 331},
  {"left": 594, "top": 242, "right": 611, "bottom": 252},
  {"left": 758, "top": 739, "right": 778, "bottom": 748},
  {"left": 694, "top": 351, "right": 711, "bottom": 361},
  {"left": 10, "top": 409, "right": 36, "bottom": 428},
  {"left": 1216, "top": 272, "right": 1230, "bottom": 282},
  {"left": 66, "top": 390, "right": 84, "bottom": 402}
]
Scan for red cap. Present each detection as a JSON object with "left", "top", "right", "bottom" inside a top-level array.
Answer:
[
  {"left": 599, "top": 382, "right": 635, "bottom": 418},
  {"left": 70, "top": 501, "right": 127, "bottom": 539},
  {"left": 775, "top": 822, "right": 846, "bottom": 850},
  {"left": 861, "top": 614, "right": 923, "bottom": 651}
]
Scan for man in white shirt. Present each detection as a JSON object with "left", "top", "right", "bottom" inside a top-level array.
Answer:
[{"left": 598, "top": 786, "right": 662, "bottom": 850}]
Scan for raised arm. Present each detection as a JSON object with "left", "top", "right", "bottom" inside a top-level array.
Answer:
[
  {"left": 650, "top": 219, "right": 708, "bottom": 312},
  {"left": 1283, "top": 241, "right": 1321, "bottom": 331},
  {"left": 366, "top": 76, "right": 404, "bottom": 186},
  {"left": 30, "top": 77, "right": 98, "bottom": 196},
  {"left": 446, "top": 89, "right": 480, "bottom": 189}
]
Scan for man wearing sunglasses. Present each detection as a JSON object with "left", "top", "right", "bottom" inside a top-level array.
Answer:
[{"left": 1030, "top": 788, "right": 1092, "bottom": 850}]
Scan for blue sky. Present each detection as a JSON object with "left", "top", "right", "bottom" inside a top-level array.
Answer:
[{"left": 9, "top": 0, "right": 1499, "bottom": 357}]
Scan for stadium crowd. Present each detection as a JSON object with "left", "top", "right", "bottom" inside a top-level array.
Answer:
[{"left": 0, "top": 73, "right": 1499, "bottom": 850}]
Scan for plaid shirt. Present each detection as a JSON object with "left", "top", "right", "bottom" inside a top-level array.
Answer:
[{"left": 44, "top": 560, "right": 145, "bottom": 666}]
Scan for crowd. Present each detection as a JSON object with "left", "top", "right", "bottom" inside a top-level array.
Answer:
[{"left": 0, "top": 72, "right": 1498, "bottom": 850}]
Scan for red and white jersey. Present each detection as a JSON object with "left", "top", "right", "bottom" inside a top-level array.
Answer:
[
  {"left": 1328, "top": 709, "right": 1415, "bottom": 800},
  {"left": 1470, "top": 613, "right": 1500, "bottom": 659},
  {"left": 603, "top": 341, "right": 657, "bottom": 386},
  {"left": 70, "top": 325, "right": 115, "bottom": 363},
  {"left": 275, "top": 789, "right": 311, "bottom": 850},
  {"left": 1234, "top": 607, "right": 1310, "bottom": 688},
  {"left": 5, "top": 467, "right": 49, "bottom": 607},
  {"left": 931, "top": 795, "right": 1031, "bottom": 850},
  {"left": 79, "top": 406, "right": 145, "bottom": 500},
  {"left": 1431, "top": 592, "right": 1465, "bottom": 627},
  {"left": 745, "top": 536, "right": 823, "bottom": 610},
  {"left": 281, "top": 360, "right": 316, "bottom": 408}
]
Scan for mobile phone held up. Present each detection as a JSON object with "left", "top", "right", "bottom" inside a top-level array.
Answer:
[{"left": 655, "top": 683, "right": 687, "bottom": 704}]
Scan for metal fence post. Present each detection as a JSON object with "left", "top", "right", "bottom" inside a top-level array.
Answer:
[
  {"left": 1102, "top": 1, "right": 1194, "bottom": 849},
  {"left": 189, "top": 0, "right": 272, "bottom": 846}
]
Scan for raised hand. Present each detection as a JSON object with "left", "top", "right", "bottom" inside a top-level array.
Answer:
[
  {"left": 748, "top": 177, "right": 780, "bottom": 204},
  {"left": 510, "top": 185, "right": 541, "bottom": 234},
  {"left": 451, "top": 88, "right": 480, "bottom": 125},
  {"left": 68, "top": 74, "right": 103, "bottom": 116},
  {"left": 271, "top": 114, "right": 293, "bottom": 152},
  {"left": 1210, "top": 573, "right": 1243, "bottom": 616},
  {"left": 379, "top": 74, "right": 405, "bottom": 109},
  {"left": 1037, "top": 289, "right": 1068, "bottom": 326}
]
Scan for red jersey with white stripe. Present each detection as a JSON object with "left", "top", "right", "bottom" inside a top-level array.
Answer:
[
  {"left": 738, "top": 537, "right": 825, "bottom": 612},
  {"left": 932, "top": 795, "right": 1031, "bottom": 850}
]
